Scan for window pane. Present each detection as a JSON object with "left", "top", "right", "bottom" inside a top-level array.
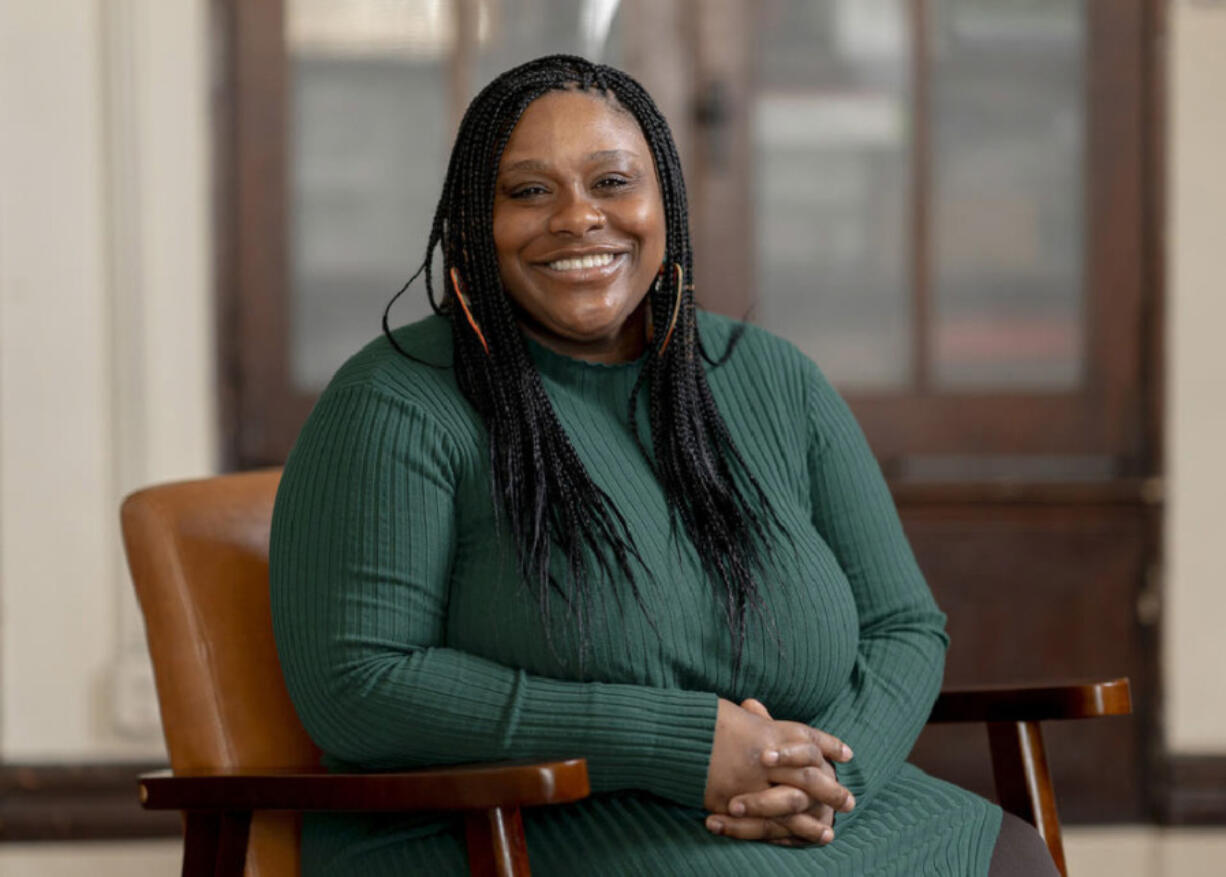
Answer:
[
  {"left": 753, "top": 0, "right": 912, "bottom": 391},
  {"left": 473, "top": 0, "right": 627, "bottom": 89},
  {"left": 286, "top": 0, "right": 631, "bottom": 392},
  {"left": 287, "top": 0, "right": 451, "bottom": 392},
  {"left": 930, "top": 0, "right": 1085, "bottom": 390}
]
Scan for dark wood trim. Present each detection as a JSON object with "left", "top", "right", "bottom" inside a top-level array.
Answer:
[
  {"left": 1084, "top": 0, "right": 1148, "bottom": 466},
  {"left": 851, "top": 394, "right": 1138, "bottom": 463},
  {"left": 234, "top": 0, "right": 302, "bottom": 467},
  {"left": 0, "top": 763, "right": 178, "bottom": 842},
  {"left": 889, "top": 477, "right": 1163, "bottom": 507},
  {"left": 1139, "top": 0, "right": 1169, "bottom": 823},
  {"left": 1163, "top": 756, "right": 1226, "bottom": 825},
  {"left": 908, "top": 0, "right": 932, "bottom": 393},
  {"left": 1140, "top": 0, "right": 1168, "bottom": 478}
]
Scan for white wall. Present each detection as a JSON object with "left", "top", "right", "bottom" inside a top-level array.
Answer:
[
  {"left": 1164, "top": 0, "right": 1226, "bottom": 754},
  {"left": 0, "top": 0, "right": 215, "bottom": 760}
]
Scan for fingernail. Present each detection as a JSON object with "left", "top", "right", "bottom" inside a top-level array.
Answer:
[
  {"left": 763, "top": 749, "right": 779, "bottom": 765},
  {"left": 707, "top": 818, "right": 723, "bottom": 834},
  {"left": 841, "top": 744, "right": 853, "bottom": 760},
  {"left": 843, "top": 793, "right": 856, "bottom": 812},
  {"left": 821, "top": 827, "right": 834, "bottom": 843},
  {"left": 729, "top": 801, "right": 745, "bottom": 816}
]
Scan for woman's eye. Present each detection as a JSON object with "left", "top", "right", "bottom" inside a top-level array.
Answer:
[
  {"left": 595, "top": 176, "right": 629, "bottom": 190},
  {"left": 509, "top": 185, "right": 547, "bottom": 200}
]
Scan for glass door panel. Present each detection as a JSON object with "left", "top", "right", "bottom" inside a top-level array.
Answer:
[
  {"left": 472, "top": 0, "right": 628, "bottom": 90},
  {"left": 286, "top": 0, "right": 452, "bottom": 392},
  {"left": 752, "top": 0, "right": 913, "bottom": 391},
  {"left": 930, "top": 0, "right": 1085, "bottom": 390},
  {"left": 286, "top": 0, "right": 634, "bottom": 393}
]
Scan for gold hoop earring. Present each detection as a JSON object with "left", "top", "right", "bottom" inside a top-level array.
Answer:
[
  {"left": 449, "top": 266, "right": 490, "bottom": 356},
  {"left": 644, "top": 265, "right": 664, "bottom": 343},
  {"left": 656, "top": 263, "right": 685, "bottom": 356}
]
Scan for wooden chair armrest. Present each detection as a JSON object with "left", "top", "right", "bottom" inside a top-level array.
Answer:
[
  {"left": 928, "top": 677, "right": 1131, "bottom": 724},
  {"left": 138, "top": 758, "right": 590, "bottom": 813}
]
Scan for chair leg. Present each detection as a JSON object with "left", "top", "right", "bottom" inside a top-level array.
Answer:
[
  {"left": 465, "top": 806, "right": 532, "bottom": 877},
  {"left": 215, "top": 811, "right": 252, "bottom": 876},
  {"left": 987, "top": 720, "right": 1067, "bottom": 877},
  {"left": 180, "top": 810, "right": 251, "bottom": 877},
  {"left": 181, "top": 812, "right": 220, "bottom": 877}
]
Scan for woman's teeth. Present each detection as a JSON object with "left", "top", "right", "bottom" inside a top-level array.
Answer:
[{"left": 548, "top": 253, "right": 616, "bottom": 271}]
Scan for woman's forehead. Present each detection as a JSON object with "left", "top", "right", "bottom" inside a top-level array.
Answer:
[{"left": 498, "top": 90, "right": 650, "bottom": 171}]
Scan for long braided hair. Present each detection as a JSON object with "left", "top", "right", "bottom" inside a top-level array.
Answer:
[{"left": 384, "top": 55, "right": 782, "bottom": 671}]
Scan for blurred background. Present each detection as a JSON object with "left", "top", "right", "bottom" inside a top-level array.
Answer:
[{"left": 0, "top": 0, "right": 1222, "bottom": 874}]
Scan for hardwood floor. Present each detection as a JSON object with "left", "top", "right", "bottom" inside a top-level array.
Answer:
[{"left": 2, "top": 829, "right": 1226, "bottom": 876}]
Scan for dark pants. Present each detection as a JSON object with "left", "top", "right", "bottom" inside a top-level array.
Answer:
[{"left": 988, "top": 811, "right": 1062, "bottom": 876}]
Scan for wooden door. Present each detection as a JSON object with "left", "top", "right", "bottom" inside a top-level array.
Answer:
[
  {"left": 215, "top": 0, "right": 1163, "bottom": 820},
  {"left": 683, "top": 0, "right": 1162, "bottom": 820}
]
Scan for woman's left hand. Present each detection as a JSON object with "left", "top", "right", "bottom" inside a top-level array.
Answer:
[{"left": 704, "top": 699, "right": 843, "bottom": 847}]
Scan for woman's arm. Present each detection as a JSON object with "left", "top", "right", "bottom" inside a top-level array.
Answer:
[
  {"left": 799, "top": 363, "right": 949, "bottom": 826},
  {"left": 270, "top": 382, "right": 717, "bottom": 807}
]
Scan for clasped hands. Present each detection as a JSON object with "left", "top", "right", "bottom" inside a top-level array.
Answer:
[{"left": 702, "top": 697, "right": 855, "bottom": 847}]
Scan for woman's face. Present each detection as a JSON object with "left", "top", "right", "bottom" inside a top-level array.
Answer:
[{"left": 492, "top": 89, "right": 667, "bottom": 363}]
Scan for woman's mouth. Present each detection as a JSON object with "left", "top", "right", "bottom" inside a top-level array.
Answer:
[
  {"left": 546, "top": 252, "right": 618, "bottom": 271},
  {"left": 536, "top": 252, "right": 626, "bottom": 280}
]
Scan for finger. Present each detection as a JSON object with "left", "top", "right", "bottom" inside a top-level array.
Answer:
[
  {"left": 740, "top": 698, "right": 772, "bottom": 719},
  {"left": 803, "top": 726, "right": 854, "bottom": 763},
  {"left": 762, "top": 727, "right": 852, "bottom": 766},
  {"left": 727, "top": 785, "right": 812, "bottom": 819},
  {"left": 766, "top": 765, "right": 856, "bottom": 813},
  {"left": 775, "top": 812, "right": 835, "bottom": 845},
  {"left": 761, "top": 740, "right": 822, "bottom": 768},
  {"left": 705, "top": 814, "right": 793, "bottom": 842}
]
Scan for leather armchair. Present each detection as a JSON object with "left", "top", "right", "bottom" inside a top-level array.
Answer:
[{"left": 121, "top": 469, "right": 1130, "bottom": 877}]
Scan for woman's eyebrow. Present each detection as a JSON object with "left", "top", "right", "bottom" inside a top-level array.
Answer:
[
  {"left": 500, "top": 150, "right": 639, "bottom": 175},
  {"left": 586, "top": 149, "right": 637, "bottom": 163},
  {"left": 501, "top": 158, "right": 550, "bottom": 174}
]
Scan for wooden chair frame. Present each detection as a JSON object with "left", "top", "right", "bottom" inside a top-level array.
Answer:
[
  {"left": 122, "top": 471, "right": 1130, "bottom": 877},
  {"left": 139, "top": 679, "right": 1130, "bottom": 877}
]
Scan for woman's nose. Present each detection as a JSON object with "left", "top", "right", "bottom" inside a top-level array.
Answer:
[{"left": 548, "top": 188, "right": 605, "bottom": 237}]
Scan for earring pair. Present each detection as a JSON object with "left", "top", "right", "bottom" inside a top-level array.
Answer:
[{"left": 450, "top": 261, "right": 688, "bottom": 358}]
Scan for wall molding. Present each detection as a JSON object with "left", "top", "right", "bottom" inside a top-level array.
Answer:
[
  {"left": 2, "top": 753, "right": 1223, "bottom": 843},
  {"left": 0, "top": 763, "right": 177, "bottom": 841},
  {"left": 1163, "top": 755, "right": 1226, "bottom": 824}
]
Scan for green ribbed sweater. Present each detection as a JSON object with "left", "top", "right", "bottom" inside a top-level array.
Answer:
[{"left": 270, "top": 312, "right": 1001, "bottom": 875}]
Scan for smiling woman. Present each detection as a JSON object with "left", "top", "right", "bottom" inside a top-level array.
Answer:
[
  {"left": 492, "top": 90, "right": 666, "bottom": 362},
  {"left": 269, "top": 55, "right": 1056, "bottom": 876}
]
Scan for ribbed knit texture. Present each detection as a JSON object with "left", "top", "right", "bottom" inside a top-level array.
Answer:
[{"left": 270, "top": 312, "right": 1002, "bottom": 876}]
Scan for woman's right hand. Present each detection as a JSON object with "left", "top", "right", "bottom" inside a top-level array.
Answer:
[{"left": 703, "top": 697, "right": 855, "bottom": 817}]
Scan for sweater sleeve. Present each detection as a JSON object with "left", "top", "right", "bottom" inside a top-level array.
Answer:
[
  {"left": 270, "top": 382, "right": 717, "bottom": 807},
  {"left": 800, "top": 364, "right": 949, "bottom": 827}
]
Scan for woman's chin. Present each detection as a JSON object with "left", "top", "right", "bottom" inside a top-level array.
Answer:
[{"left": 525, "top": 313, "right": 644, "bottom": 360}]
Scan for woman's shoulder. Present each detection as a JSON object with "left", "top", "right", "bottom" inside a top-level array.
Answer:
[
  {"left": 323, "top": 314, "right": 461, "bottom": 409},
  {"left": 696, "top": 309, "right": 823, "bottom": 394}
]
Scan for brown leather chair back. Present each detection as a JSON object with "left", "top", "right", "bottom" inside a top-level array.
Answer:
[{"left": 121, "top": 469, "right": 313, "bottom": 876}]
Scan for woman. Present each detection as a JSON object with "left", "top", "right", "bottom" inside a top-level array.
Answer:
[{"left": 270, "top": 55, "right": 1054, "bottom": 875}]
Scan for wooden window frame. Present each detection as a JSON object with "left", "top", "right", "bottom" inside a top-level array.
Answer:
[{"left": 214, "top": 0, "right": 1162, "bottom": 476}]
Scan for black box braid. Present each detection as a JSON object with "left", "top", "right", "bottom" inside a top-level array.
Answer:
[{"left": 383, "top": 55, "right": 784, "bottom": 674}]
